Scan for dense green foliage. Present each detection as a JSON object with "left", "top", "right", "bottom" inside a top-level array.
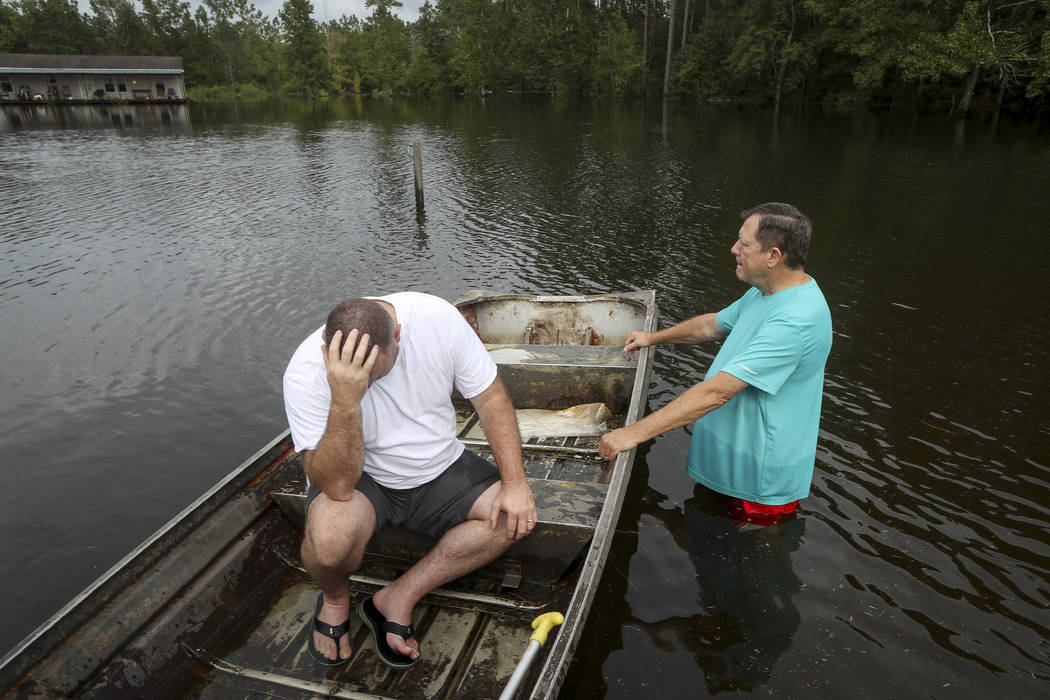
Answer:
[{"left": 2, "top": 0, "right": 1048, "bottom": 111}]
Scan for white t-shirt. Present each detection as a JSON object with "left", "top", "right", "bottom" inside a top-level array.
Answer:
[{"left": 282, "top": 292, "right": 497, "bottom": 489}]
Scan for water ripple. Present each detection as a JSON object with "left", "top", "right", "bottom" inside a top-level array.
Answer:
[{"left": 2, "top": 101, "right": 1049, "bottom": 696}]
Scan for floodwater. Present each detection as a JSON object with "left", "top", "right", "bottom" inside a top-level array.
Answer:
[{"left": 1, "top": 98, "right": 1048, "bottom": 697}]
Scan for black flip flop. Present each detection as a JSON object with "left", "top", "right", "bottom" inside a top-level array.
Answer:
[
  {"left": 307, "top": 592, "right": 351, "bottom": 666},
  {"left": 357, "top": 595, "right": 418, "bottom": 670}
]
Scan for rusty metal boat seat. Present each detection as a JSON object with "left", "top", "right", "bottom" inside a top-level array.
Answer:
[
  {"left": 479, "top": 343, "right": 637, "bottom": 413},
  {"left": 271, "top": 465, "right": 607, "bottom": 587}
]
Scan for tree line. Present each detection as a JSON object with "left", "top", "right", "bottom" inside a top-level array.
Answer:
[{"left": 2, "top": 0, "right": 1049, "bottom": 114}]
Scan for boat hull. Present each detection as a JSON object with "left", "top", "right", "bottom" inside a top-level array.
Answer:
[{"left": 0, "top": 291, "right": 657, "bottom": 699}]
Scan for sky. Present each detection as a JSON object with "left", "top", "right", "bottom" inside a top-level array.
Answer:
[
  {"left": 258, "top": 0, "right": 422, "bottom": 22},
  {"left": 75, "top": 0, "right": 424, "bottom": 24}
]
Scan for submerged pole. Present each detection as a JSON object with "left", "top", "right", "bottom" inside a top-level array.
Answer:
[{"left": 413, "top": 142, "right": 424, "bottom": 212}]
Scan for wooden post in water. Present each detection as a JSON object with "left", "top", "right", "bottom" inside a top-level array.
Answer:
[{"left": 412, "top": 142, "right": 424, "bottom": 212}]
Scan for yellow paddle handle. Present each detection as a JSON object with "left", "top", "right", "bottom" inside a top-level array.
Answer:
[{"left": 529, "top": 612, "right": 565, "bottom": 647}]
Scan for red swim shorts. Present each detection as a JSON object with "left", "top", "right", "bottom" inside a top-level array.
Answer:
[{"left": 725, "top": 497, "right": 799, "bottom": 526}]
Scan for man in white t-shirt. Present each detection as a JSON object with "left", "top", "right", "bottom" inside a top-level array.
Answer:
[{"left": 283, "top": 292, "right": 536, "bottom": 669}]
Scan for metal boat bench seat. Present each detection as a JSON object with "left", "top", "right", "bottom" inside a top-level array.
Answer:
[
  {"left": 480, "top": 342, "right": 638, "bottom": 414},
  {"left": 271, "top": 465, "right": 607, "bottom": 586}
]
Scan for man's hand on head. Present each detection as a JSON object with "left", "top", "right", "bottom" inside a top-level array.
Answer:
[{"left": 322, "top": 329, "right": 378, "bottom": 409}]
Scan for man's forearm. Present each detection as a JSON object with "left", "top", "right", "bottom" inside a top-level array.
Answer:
[
  {"left": 471, "top": 379, "right": 526, "bottom": 483},
  {"left": 651, "top": 313, "right": 724, "bottom": 345},
  {"left": 472, "top": 376, "right": 536, "bottom": 538},
  {"left": 305, "top": 402, "right": 366, "bottom": 501},
  {"left": 620, "top": 372, "right": 747, "bottom": 446}
]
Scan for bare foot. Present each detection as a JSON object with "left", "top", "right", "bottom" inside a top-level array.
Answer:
[
  {"left": 372, "top": 590, "right": 420, "bottom": 659},
  {"left": 314, "top": 594, "right": 353, "bottom": 662}
]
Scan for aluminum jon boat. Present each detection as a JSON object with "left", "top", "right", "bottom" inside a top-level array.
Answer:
[{"left": 0, "top": 290, "right": 657, "bottom": 699}]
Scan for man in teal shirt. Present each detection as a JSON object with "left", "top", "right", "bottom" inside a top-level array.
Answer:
[{"left": 599, "top": 203, "right": 832, "bottom": 518}]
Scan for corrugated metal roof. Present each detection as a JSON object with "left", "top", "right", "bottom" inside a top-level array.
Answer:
[
  {"left": 2, "top": 68, "right": 183, "bottom": 75},
  {"left": 0, "top": 54, "right": 183, "bottom": 72}
]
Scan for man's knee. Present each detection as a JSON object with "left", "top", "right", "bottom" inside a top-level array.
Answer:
[
  {"left": 303, "top": 496, "right": 375, "bottom": 569},
  {"left": 304, "top": 526, "right": 361, "bottom": 570}
]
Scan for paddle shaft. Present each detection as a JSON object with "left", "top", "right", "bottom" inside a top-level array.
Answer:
[
  {"left": 498, "top": 640, "right": 540, "bottom": 700},
  {"left": 499, "top": 612, "right": 563, "bottom": 700}
]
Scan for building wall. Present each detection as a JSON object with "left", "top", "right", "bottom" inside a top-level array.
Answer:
[{"left": 0, "top": 72, "right": 185, "bottom": 101}]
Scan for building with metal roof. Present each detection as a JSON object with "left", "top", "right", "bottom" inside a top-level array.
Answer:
[{"left": 0, "top": 54, "right": 186, "bottom": 103}]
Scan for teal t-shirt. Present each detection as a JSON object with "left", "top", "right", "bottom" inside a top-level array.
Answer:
[{"left": 686, "top": 278, "right": 832, "bottom": 504}]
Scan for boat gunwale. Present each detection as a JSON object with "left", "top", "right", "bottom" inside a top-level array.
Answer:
[{"left": 453, "top": 290, "right": 654, "bottom": 308}]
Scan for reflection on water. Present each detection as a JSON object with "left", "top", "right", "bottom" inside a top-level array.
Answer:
[
  {"left": 0, "top": 103, "right": 191, "bottom": 131},
  {"left": 1, "top": 97, "right": 1048, "bottom": 698},
  {"left": 631, "top": 485, "right": 804, "bottom": 692},
  {"left": 684, "top": 488, "right": 803, "bottom": 692}
]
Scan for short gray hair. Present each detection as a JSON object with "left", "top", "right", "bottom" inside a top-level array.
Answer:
[{"left": 741, "top": 202, "right": 812, "bottom": 269}]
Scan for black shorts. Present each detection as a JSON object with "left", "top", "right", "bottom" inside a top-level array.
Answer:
[{"left": 305, "top": 448, "right": 499, "bottom": 540}]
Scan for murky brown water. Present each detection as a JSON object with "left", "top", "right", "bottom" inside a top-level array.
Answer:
[{"left": 1, "top": 98, "right": 1048, "bottom": 697}]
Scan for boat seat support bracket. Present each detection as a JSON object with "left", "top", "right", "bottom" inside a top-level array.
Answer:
[{"left": 502, "top": 560, "right": 523, "bottom": 589}]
